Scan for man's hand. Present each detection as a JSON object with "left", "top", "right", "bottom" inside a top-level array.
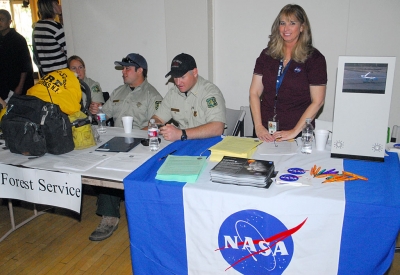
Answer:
[
  {"left": 159, "top": 124, "right": 181, "bottom": 141},
  {"left": 89, "top": 102, "right": 101, "bottom": 115}
]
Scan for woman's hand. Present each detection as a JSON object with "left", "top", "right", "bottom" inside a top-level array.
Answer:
[
  {"left": 273, "top": 129, "right": 298, "bottom": 141},
  {"left": 255, "top": 124, "right": 275, "bottom": 142}
]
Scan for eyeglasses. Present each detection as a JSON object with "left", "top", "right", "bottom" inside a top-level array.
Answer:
[
  {"left": 274, "top": 139, "right": 298, "bottom": 147},
  {"left": 121, "top": 57, "right": 140, "bottom": 68}
]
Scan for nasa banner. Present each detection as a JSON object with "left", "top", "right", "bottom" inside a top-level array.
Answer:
[
  {"left": 0, "top": 164, "right": 82, "bottom": 213},
  {"left": 183, "top": 158, "right": 345, "bottom": 274}
]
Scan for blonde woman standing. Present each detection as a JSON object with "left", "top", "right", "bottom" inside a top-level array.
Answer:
[{"left": 249, "top": 4, "right": 327, "bottom": 142}]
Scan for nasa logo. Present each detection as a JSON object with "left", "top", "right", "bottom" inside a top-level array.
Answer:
[
  {"left": 279, "top": 174, "right": 299, "bottom": 182},
  {"left": 216, "top": 210, "right": 306, "bottom": 274},
  {"left": 287, "top": 168, "right": 306, "bottom": 175}
]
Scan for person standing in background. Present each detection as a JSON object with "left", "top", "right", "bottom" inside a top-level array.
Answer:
[
  {"left": 68, "top": 55, "right": 105, "bottom": 111},
  {"left": 249, "top": 4, "right": 327, "bottom": 142},
  {"left": 33, "top": 0, "right": 67, "bottom": 76},
  {"left": 0, "top": 9, "right": 34, "bottom": 100}
]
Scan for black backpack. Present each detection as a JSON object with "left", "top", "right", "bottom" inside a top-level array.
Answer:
[{"left": 1, "top": 94, "right": 75, "bottom": 156}]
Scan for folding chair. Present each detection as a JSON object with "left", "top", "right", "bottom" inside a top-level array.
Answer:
[{"left": 224, "top": 108, "right": 246, "bottom": 136}]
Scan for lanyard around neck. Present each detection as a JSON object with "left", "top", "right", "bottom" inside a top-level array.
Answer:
[{"left": 273, "top": 59, "right": 291, "bottom": 119}]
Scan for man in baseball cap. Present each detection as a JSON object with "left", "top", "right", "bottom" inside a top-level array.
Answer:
[
  {"left": 114, "top": 53, "right": 148, "bottom": 70},
  {"left": 150, "top": 53, "right": 226, "bottom": 142},
  {"left": 165, "top": 53, "right": 196, "bottom": 78},
  {"left": 88, "top": 52, "right": 162, "bottom": 242}
]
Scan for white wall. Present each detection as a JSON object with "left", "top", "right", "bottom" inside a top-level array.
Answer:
[
  {"left": 62, "top": 0, "right": 400, "bottom": 129},
  {"left": 62, "top": 0, "right": 210, "bottom": 96},
  {"left": 63, "top": 0, "right": 169, "bottom": 95},
  {"left": 214, "top": 0, "right": 400, "bottom": 130}
]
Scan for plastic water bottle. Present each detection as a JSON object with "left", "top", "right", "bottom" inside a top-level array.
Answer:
[
  {"left": 148, "top": 119, "right": 159, "bottom": 151},
  {"left": 301, "top": 118, "right": 314, "bottom": 154},
  {"left": 97, "top": 106, "right": 107, "bottom": 134}
]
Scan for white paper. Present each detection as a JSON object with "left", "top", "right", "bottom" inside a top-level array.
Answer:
[
  {"left": 54, "top": 152, "right": 110, "bottom": 171},
  {"left": 258, "top": 140, "right": 298, "bottom": 155},
  {"left": 96, "top": 152, "right": 151, "bottom": 172}
]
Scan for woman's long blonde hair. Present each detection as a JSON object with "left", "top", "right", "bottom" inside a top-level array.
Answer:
[{"left": 266, "top": 4, "right": 313, "bottom": 63}]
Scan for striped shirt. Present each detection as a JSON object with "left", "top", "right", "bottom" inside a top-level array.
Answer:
[{"left": 33, "top": 19, "right": 67, "bottom": 74}]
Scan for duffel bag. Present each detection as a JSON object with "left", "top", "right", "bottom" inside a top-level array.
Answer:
[
  {"left": 1, "top": 94, "right": 74, "bottom": 156},
  {"left": 2, "top": 116, "right": 47, "bottom": 156}
]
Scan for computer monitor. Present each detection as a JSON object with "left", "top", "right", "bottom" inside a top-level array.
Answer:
[{"left": 331, "top": 56, "right": 396, "bottom": 161}]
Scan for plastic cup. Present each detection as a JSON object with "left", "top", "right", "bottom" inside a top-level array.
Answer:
[
  {"left": 315, "top": 129, "right": 330, "bottom": 151},
  {"left": 122, "top": 116, "right": 133, "bottom": 133}
]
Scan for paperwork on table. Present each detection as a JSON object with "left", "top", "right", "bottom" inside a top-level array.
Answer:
[
  {"left": 209, "top": 136, "right": 262, "bottom": 162},
  {"left": 156, "top": 155, "right": 208, "bottom": 183},
  {"left": 257, "top": 140, "right": 298, "bottom": 155},
  {"left": 54, "top": 152, "right": 110, "bottom": 171}
]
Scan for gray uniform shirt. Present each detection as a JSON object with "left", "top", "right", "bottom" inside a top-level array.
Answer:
[
  {"left": 102, "top": 79, "right": 163, "bottom": 129},
  {"left": 155, "top": 75, "right": 226, "bottom": 129},
  {"left": 82, "top": 76, "right": 105, "bottom": 107}
]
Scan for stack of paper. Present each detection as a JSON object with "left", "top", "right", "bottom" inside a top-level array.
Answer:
[
  {"left": 156, "top": 155, "right": 208, "bottom": 183},
  {"left": 209, "top": 136, "right": 262, "bottom": 162},
  {"left": 210, "top": 156, "right": 275, "bottom": 188}
]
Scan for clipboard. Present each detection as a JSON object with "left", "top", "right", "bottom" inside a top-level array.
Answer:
[{"left": 95, "top": 136, "right": 142, "bottom": 152}]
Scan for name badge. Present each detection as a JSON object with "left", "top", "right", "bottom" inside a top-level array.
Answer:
[
  {"left": 171, "top": 108, "right": 180, "bottom": 112},
  {"left": 113, "top": 100, "right": 120, "bottom": 103},
  {"left": 268, "top": 120, "right": 279, "bottom": 134}
]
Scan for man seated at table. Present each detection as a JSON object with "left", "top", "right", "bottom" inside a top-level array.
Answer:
[
  {"left": 88, "top": 53, "right": 163, "bottom": 241},
  {"left": 151, "top": 53, "right": 226, "bottom": 141}
]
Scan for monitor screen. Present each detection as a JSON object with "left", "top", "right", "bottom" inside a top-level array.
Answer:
[{"left": 342, "top": 63, "right": 388, "bottom": 94}]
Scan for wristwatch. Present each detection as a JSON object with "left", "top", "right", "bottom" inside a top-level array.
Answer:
[{"left": 181, "top": 129, "right": 187, "bottom": 141}]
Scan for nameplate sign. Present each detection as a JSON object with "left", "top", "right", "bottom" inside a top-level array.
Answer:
[{"left": 0, "top": 164, "right": 82, "bottom": 213}]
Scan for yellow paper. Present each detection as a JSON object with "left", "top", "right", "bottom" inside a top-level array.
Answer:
[{"left": 209, "top": 136, "right": 262, "bottom": 162}]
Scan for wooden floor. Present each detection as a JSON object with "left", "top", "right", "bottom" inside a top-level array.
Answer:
[
  {"left": 1, "top": 190, "right": 400, "bottom": 275},
  {"left": 0, "top": 187, "right": 133, "bottom": 275}
]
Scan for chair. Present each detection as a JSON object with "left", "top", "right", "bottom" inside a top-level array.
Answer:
[
  {"left": 102, "top": 92, "right": 114, "bottom": 126},
  {"left": 224, "top": 108, "right": 246, "bottom": 136},
  {"left": 391, "top": 125, "right": 399, "bottom": 143},
  {"left": 240, "top": 106, "right": 254, "bottom": 137},
  {"left": 103, "top": 91, "right": 110, "bottom": 102}
]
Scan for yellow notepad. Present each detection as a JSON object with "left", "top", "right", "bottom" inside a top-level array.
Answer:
[{"left": 208, "top": 136, "right": 262, "bottom": 162}]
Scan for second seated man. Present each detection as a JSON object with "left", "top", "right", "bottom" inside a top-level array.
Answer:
[
  {"left": 88, "top": 53, "right": 163, "bottom": 241},
  {"left": 152, "top": 53, "right": 226, "bottom": 141}
]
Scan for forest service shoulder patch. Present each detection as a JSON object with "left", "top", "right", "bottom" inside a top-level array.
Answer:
[
  {"left": 206, "top": 97, "right": 218, "bottom": 108},
  {"left": 91, "top": 85, "right": 101, "bottom": 93},
  {"left": 155, "top": 101, "right": 162, "bottom": 110}
]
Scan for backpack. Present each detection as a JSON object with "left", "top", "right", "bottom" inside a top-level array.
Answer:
[{"left": 1, "top": 94, "right": 75, "bottom": 156}]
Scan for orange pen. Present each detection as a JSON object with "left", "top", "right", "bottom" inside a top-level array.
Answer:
[
  {"left": 314, "top": 167, "right": 321, "bottom": 177},
  {"left": 342, "top": 171, "right": 368, "bottom": 181}
]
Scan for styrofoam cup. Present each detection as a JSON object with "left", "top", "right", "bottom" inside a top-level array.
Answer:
[
  {"left": 122, "top": 116, "right": 133, "bottom": 133},
  {"left": 315, "top": 129, "right": 330, "bottom": 151}
]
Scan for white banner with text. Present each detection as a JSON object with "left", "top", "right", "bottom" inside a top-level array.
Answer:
[{"left": 0, "top": 164, "right": 82, "bottom": 213}]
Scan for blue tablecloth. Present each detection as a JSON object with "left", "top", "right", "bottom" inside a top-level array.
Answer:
[{"left": 124, "top": 137, "right": 400, "bottom": 274}]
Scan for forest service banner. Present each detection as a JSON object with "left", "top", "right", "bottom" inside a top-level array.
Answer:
[{"left": 0, "top": 164, "right": 82, "bottom": 213}]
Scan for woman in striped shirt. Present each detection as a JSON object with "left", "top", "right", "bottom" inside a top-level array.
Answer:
[{"left": 33, "top": 0, "right": 67, "bottom": 76}]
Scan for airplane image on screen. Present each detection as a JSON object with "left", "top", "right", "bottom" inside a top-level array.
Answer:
[{"left": 361, "top": 72, "right": 377, "bottom": 82}]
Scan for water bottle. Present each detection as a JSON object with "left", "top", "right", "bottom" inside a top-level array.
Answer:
[
  {"left": 97, "top": 106, "right": 107, "bottom": 134},
  {"left": 301, "top": 118, "right": 314, "bottom": 154},
  {"left": 148, "top": 119, "right": 159, "bottom": 151}
]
